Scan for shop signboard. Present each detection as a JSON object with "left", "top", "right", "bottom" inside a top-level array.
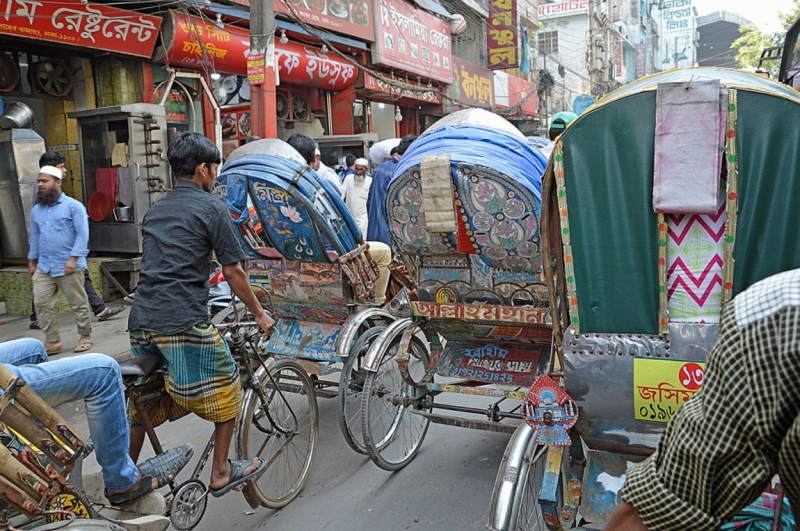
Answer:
[
  {"left": 537, "top": 0, "right": 588, "bottom": 20},
  {"left": 0, "top": 0, "right": 161, "bottom": 58},
  {"left": 493, "top": 70, "right": 536, "bottom": 116},
  {"left": 372, "top": 0, "right": 453, "bottom": 84},
  {"left": 635, "top": 43, "right": 646, "bottom": 78},
  {"left": 247, "top": 52, "right": 265, "bottom": 85},
  {"left": 363, "top": 72, "right": 441, "bottom": 103},
  {"left": 446, "top": 57, "right": 494, "bottom": 112},
  {"left": 660, "top": 0, "right": 696, "bottom": 69},
  {"left": 225, "top": 0, "right": 375, "bottom": 42},
  {"left": 156, "top": 12, "right": 357, "bottom": 90},
  {"left": 486, "top": 0, "right": 518, "bottom": 69}
]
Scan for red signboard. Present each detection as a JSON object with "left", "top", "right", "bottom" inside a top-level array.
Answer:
[
  {"left": 447, "top": 57, "right": 494, "bottom": 112},
  {"left": 0, "top": 0, "right": 160, "bottom": 58},
  {"left": 494, "top": 71, "right": 536, "bottom": 117},
  {"left": 372, "top": 0, "right": 453, "bottom": 84},
  {"left": 225, "top": 0, "right": 374, "bottom": 42},
  {"left": 363, "top": 72, "right": 440, "bottom": 103},
  {"left": 487, "top": 0, "right": 518, "bottom": 69},
  {"left": 156, "top": 12, "right": 357, "bottom": 91}
]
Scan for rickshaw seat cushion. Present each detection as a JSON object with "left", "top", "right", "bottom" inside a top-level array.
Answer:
[{"left": 119, "top": 354, "right": 162, "bottom": 377}]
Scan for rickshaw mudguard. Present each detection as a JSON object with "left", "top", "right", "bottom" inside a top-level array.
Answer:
[
  {"left": 362, "top": 317, "right": 414, "bottom": 372},
  {"left": 334, "top": 309, "right": 397, "bottom": 360},
  {"left": 487, "top": 423, "right": 539, "bottom": 531}
]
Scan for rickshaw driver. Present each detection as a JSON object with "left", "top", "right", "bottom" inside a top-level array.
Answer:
[
  {"left": 127, "top": 132, "right": 274, "bottom": 498},
  {"left": 0, "top": 338, "right": 193, "bottom": 506},
  {"left": 605, "top": 269, "right": 800, "bottom": 531}
]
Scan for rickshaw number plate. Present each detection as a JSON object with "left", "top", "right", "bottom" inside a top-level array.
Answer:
[
  {"left": 265, "top": 319, "right": 341, "bottom": 360},
  {"left": 522, "top": 376, "right": 578, "bottom": 446},
  {"left": 437, "top": 342, "right": 547, "bottom": 387},
  {"left": 633, "top": 358, "right": 705, "bottom": 423}
]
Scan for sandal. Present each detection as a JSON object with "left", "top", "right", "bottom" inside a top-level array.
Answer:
[
  {"left": 209, "top": 458, "right": 267, "bottom": 498},
  {"left": 138, "top": 444, "right": 194, "bottom": 485},
  {"left": 105, "top": 472, "right": 156, "bottom": 506},
  {"left": 44, "top": 342, "right": 61, "bottom": 355},
  {"left": 105, "top": 446, "right": 193, "bottom": 506},
  {"left": 74, "top": 336, "right": 93, "bottom": 353}
]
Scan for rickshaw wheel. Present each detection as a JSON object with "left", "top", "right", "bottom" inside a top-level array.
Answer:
[
  {"left": 361, "top": 333, "right": 431, "bottom": 471},
  {"left": 238, "top": 359, "right": 319, "bottom": 508},
  {"left": 337, "top": 325, "right": 387, "bottom": 454}
]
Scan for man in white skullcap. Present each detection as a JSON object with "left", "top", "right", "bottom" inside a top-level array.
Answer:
[
  {"left": 341, "top": 158, "right": 372, "bottom": 237},
  {"left": 27, "top": 165, "right": 93, "bottom": 354}
]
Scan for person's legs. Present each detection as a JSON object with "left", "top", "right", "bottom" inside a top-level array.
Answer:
[
  {"left": 0, "top": 338, "right": 48, "bottom": 366},
  {"left": 5, "top": 354, "right": 138, "bottom": 491},
  {"left": 56, "top": 269, "right": 92, "bottom": 338},
  {"left": 32, "top": 269, "right": 61, "bottom": 345},
  {"left": 368, "top": 241, "right": 392, "bottom": 304},
  {"left": 83, "top": 269, "right": 105, "bottom": 316}
]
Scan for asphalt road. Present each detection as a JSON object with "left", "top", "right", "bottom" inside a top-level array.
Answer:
[{"left": 1, "top": 311, "right": 516, "bottom": 531}]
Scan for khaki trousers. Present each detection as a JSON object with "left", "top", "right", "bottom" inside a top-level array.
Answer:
[
  {"left": 33, "top": 268, "right": 92, "bottom": 343},
  {"left": 368, "top": 241, "right": 392, "bottom": 304}
]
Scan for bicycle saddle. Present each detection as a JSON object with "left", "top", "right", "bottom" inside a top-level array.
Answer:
[{"left": 119, "top": 354, "right": 162, "bottom": 377}]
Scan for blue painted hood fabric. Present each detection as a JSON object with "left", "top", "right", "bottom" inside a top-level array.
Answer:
[
  {"left": 393, "top": 125, "right": 547, "bottom": 198},
  {"left": 386, "top": 124, "right": 548, "bottom": 272},
  {"left": 214, "top": 154, "right": 362, "bottom": 262}
]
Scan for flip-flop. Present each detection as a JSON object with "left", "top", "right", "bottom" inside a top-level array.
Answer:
[
  {"left": 73, "top": 337, "right": 93, "bottom": 353},
  {"left": 137, "top": 444, "right": 194, "bottom": 486},
  {"left": 209, "top": 458, "right": 267, "bottom": 498}
]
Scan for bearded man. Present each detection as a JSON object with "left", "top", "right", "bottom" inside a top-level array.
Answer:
[{"left": 27, "top": 165, "right": 93, "bottom": 354}]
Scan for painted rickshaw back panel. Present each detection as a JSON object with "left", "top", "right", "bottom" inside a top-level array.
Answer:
[{"left": 545, "top": 68, "right": 800, "bottom": 451}]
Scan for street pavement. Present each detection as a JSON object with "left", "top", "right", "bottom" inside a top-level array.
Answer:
[{"left": 0, "top": 307, "right": 515, "bottom": 531}]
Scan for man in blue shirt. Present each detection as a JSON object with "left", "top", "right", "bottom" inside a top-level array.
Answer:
[
  {"left": 366, "top": 135, "right": 416, "bottom": 246},
  {"left": 27, "top": 165, "right": 93, "bottom": 354}
]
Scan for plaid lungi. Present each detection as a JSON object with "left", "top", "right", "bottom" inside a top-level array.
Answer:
[{"left": 129, "top": 323, "right": 242, "bottom": 424}]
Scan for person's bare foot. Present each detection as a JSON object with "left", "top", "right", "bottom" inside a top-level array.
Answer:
[{"left": 209, "top": 458, "right": 261, "bottom": 491}]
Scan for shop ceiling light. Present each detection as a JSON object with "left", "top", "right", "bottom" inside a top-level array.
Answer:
[
  {"left": 279, "top": 30, "right": 288, "bottom": 45},
  {"left": 395, "top": 107, "right": 403, "bottom": 122},
  {"left": 320, "top": 44, "right": 329, "bottom": 54},
  {"left": 211, "top": 72, "right": 221, "bottom": 81}
]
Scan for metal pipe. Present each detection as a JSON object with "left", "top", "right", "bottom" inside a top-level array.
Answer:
[{"left": 325, "top": 91, "right": 333, "bottom": 135}]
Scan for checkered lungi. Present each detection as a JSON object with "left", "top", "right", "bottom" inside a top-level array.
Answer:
[{"left": 129, "top": 323, "right": 242, "bottom": 425}]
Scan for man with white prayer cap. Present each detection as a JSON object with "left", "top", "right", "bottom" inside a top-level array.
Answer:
[{"left": 341, "top": 158, "right": 372, "bottom": 237}]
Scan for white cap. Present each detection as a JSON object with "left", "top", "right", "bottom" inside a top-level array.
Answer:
[
  {"left": 354, "top": 158, "right": 368, "bottom": 167},
  {"left": 314, "top": 148, "right": 321, "bottom": 156},
  {"left": 39, "top": 165, "right": 63, "bottom": 180}
]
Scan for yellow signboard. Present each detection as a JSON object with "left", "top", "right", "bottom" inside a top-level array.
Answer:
[{"left": 633, "top": 358, "right": 705, "bottom": 423}]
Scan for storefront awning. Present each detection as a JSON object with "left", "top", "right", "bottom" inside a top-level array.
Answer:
[{"left": 153, "top": 11, "right": 358, "bottom": 91}]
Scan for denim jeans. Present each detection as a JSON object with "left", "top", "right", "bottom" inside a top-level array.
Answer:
[{"left": 0, "top": 339, "right": 138, "bottom": 491}]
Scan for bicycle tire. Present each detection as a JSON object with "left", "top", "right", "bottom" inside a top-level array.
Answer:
[
  {"left": 237, "top": 359, "right": 319, "bottom": 508},
  {"left": 361, "top": 332, "right": 431, "bottom": 471},
  {"left": 337, "top": 325, "right": 387, "bottom": 454}
]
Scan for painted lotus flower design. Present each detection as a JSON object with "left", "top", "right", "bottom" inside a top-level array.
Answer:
[{"left": 280, "top": 205, "right": 303, "bottom": 222}]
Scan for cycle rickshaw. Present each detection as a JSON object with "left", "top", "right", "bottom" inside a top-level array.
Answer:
[
  {"left": 350, "top": 109, "right": 556, "bottom": 471},
  {"left": 210, "top": 139, "right": 398, "bottom": 458},
  {"left": 488, "top": 67, "right": 800, "bottom": 530}
]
